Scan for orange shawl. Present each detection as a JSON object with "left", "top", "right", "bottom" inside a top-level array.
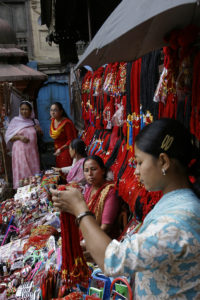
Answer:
[{"left": 50, "top": 118, "right": 69, "bottom": 140}]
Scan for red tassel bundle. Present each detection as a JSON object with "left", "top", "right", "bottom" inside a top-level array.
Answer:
[{"left": 58, "top": 185, "right": 91, "bottom": 289}]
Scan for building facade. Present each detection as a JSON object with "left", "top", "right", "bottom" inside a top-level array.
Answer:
[{"left": 0, "top": 0, "right": 61, "bottom": 72}]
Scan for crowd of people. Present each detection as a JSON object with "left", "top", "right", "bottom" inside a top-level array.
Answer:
[{"left": 4, "top": 101, "right": 200, "bottom": 298}]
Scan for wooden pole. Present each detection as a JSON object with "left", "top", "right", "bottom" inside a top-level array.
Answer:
[
  {"left": 87, "top": 0, "right": 92, "bottom": 41},
  {"left": 0, "top": 132, "right": 8, "bottom": 183}
]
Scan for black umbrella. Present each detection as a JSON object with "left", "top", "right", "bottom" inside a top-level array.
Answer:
[{"left": 76, "top": 0, "right": 200, "bottom": 69}]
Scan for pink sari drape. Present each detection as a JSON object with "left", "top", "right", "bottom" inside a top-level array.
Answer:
[
  {"left": 66, "top": 158, "right": 86, "bottom": 185},
  {"left": 12, "top": 126, "right": 40, "bottom": 189}
]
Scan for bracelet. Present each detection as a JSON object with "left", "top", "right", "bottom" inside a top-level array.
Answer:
[{"left": 75, "top": 211, "right": 95, "bottom": 227}]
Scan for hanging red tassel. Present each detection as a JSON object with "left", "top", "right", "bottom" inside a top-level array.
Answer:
[{"left": 58, "top": 184, "right": 91, "bottom": 290}]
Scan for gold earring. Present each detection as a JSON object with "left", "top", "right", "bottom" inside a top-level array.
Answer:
[{"left": 162, "top": 169, "right": 166, "bottom": 176}]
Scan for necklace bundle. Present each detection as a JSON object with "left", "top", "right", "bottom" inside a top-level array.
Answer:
[
  {"left": 23, "top": 225, "right": 59, "bottom": 254},
  {"left": 81, "top": 71, "right": 93, "bottom": 127},
  {"left": 89, "top": 67, "right": 105, "bottom": 128},
  {"left": 41, "top": 267, "right": 66, "bottom": 300},
  {"left": 57, "top": 184, "right": 91, "bottom": 289},
  {"left": 81, "top": 125, "right": 96, "bottom": 147}
]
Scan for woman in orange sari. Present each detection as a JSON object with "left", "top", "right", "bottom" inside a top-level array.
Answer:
[{"left": 50, "top": 102, "right": 77, "bottom": 167}]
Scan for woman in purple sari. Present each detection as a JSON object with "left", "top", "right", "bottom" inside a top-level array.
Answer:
[{"left": 5, "top": 101, "right": 42, "bottom": 189}]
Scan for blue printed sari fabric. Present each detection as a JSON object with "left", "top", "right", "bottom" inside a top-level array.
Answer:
[{"left": 104, "top": 189, "right": 200, "bottom": 299}]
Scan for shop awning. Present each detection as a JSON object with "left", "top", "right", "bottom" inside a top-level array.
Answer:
[
  {"left": 76, "top": 0, "right": 200, "bottom": 69},
  {"left": 0, "top": 63, "right": 47, "bottom": 82}
]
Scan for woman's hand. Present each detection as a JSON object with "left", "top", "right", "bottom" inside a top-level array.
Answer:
[
  {"left": 51, "top": 187, "right": 112, "bottom": 271},
  {"left": 35, "top": 125, "right": 43, "bottom": 135},
  {"left": 50, "top": 186, "right": 88, "bottom": 216},
  {"left": 20, "top": 136, "right": 30, "bottom": 143},
  {"left": 54, "top": 149, "right": 61, "bottom": 156}
]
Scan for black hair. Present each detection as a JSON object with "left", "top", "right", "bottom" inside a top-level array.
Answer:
[
  {"left": 135, "top": 118, "right": 200, "bottom": 197},
  {"left": 83, "top": 155, "right": 107, "bottom": 178},
  {"left": 51, "top": 102, "right": 69, "bottom": 118},
  {"left": 20, "top": 101, "right": 32, "bottom": 111},
  {"left": 70, "top": 139, "right": 87, "bottom": 157}
]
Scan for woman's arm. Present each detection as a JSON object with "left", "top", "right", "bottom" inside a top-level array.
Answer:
[
  {"left": 61, "top": 165, "right": 72, "bottom": 173},
  {"left": 101, "top": 224, "right": 112, "bottom": 234},
  {"left": 34, "top": 124, "right": 43, "bottom": 135},
  {"left": 54, "top": 121, "right": 77, "bottom": 154},
  {"left": 77, "top": 213, "right": 112, "bottom": 270},
  {"left": 50, "top": 187, "right": 111, "bottom": 271},
  {"left": 33, "top": 119, "right": 43, "bottom": 135},
  {"left": 10, "top": 135, "right": 29, "bottom": 143},
  {"left": 54, "top": 142, "right": 69, "bottom": 155},
  {"left": 52, "top": 166, "right": 71, "bottom": 173}
]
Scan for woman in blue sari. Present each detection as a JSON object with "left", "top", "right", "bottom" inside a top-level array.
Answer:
[{"left": 51, "top": 118, "right": 200, "bottom": 299}]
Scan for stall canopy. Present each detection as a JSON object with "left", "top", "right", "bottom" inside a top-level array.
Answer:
[{"left": 76, "top": 0, "right": 200, "bottom": 69}]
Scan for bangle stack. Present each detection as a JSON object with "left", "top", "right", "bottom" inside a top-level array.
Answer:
[{"left": 75, "top": 211, "right": 95, "bottom": 227}]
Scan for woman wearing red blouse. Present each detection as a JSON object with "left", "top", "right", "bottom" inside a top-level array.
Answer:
[{"left": 50, "top": 102, "right": 77, "bottom": 168}]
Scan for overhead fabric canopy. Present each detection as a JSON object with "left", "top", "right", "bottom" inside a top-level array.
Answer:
[{"left": 76, "top": 0, "right": 200, "bottom": 69}]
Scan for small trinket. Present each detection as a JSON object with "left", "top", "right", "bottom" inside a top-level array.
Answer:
[{"left": 21, "top": 265, "right": 32, "bottom": 278}]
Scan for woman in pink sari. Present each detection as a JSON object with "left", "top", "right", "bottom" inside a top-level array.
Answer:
[
  {"left": 5, "top": 101, "right": 42, "bottom": 189},
  {"left": 53, "top": 138, "right": 87, "bottom": 188}
]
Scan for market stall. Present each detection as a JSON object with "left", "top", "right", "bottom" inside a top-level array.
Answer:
[
  {"left": 0, "top": 172, "right": 128, "bottom": 299},
  {"left": 0, "top": 171, "right": 61, "bottom": 298},
  {"left": 1, "top": 2, "right": 200, "bottom": 299},
  {"left": 79, "top": 24, "right": 200, "bottom": 213}
]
